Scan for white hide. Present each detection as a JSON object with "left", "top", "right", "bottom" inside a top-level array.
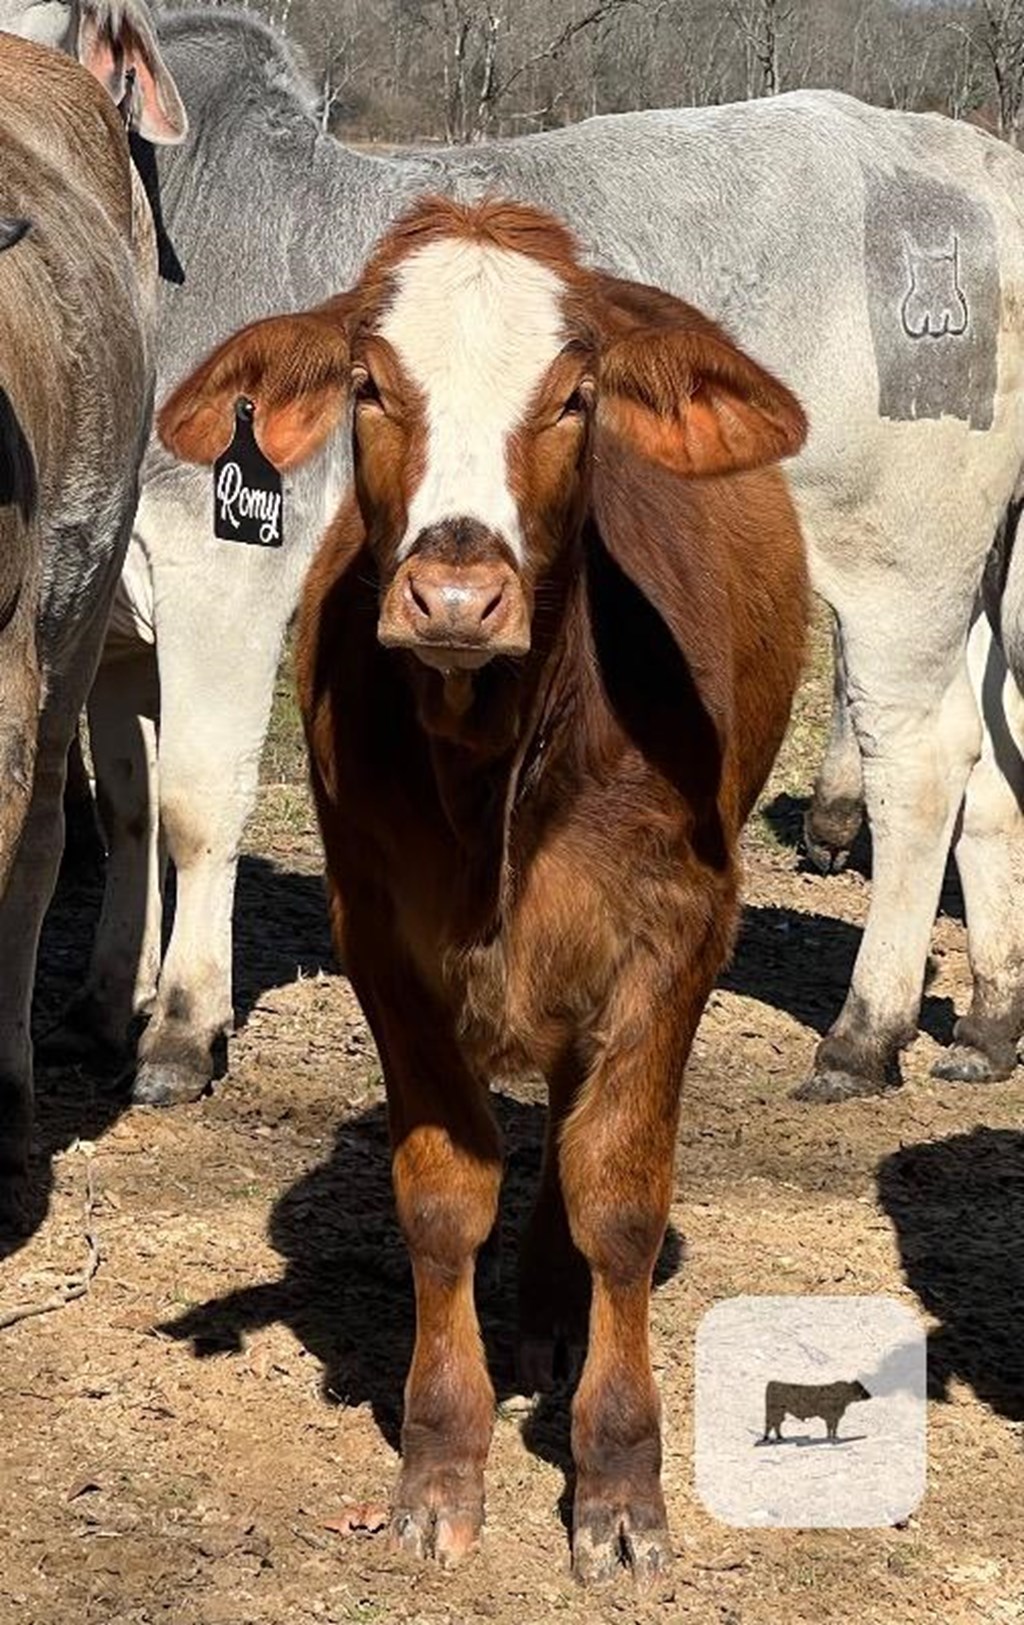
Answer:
[{"left": 380, "top": 238, "right": 566, "bottom": 564}]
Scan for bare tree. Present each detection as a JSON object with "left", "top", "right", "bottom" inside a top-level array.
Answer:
[
  {"left": 239, "top": 0, "right": 1024, "bottom": 145},
  {"left": 725, "top": 0, "right": 794, "bottom": 96},
  {"left": 311, "top": 4, "right": 374, "bottom": 133},
  {"left": 962, "top": 0, "right": 1024, "bottom": 143},
  {"left": 423, "top": 0, "right": 647, "bottom": 141}
]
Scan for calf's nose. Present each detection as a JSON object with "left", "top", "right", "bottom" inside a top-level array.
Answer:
[{"left": 404, "top": 568, "right": 509, "bottom": 642}]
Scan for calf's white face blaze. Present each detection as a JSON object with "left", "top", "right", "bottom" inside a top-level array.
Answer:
[{"left": 379, "top": 237, "right": 567, "bottom": 563}]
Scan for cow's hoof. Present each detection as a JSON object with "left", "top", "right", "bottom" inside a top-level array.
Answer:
[
  {"left": 572, "top": 1497, "right": 671, "bottom": 1587},
  {"left": 931, "top": 1043, "right": 1016, "bottom": 1084},
  {"left": 517, "top": 1334, "right": 585, "bottom": 1395},
  {"left": 131, "top": 1060, "right": 210, "bottom": 1107},
  {"left": 792, "top": 1067, "right": 898, "bottom": 1103},
  {"left": 389, "top": 1483, "right": 483, "bottom": 1567},
  {"left": 802, "top": 796, "right": 863, "bottom": 876},
  {"left": 803, "top": 827, "right": 851, "bottom": 876}
]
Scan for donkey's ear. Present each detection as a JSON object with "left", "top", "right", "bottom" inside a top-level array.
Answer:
[
  {"left": 77, "top": 0, "right": 187, "bottom": 144},
  {"left": 594, "top": 273, "right": 807, "bottom": 477},
  {"left": 159, "top": 297, "right": 354, "bottom": 471}
]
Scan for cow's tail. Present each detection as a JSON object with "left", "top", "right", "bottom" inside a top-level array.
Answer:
[{"left": 0, "top": 386, "right": 40, "bottom": 893}]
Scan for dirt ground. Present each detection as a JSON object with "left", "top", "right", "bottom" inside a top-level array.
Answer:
[{"left": 2, "top": 620, "right": 1024, "bottom": 1625}]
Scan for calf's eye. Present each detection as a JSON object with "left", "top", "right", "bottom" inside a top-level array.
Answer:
[{"left": 559, "top": 384, "right": 592, "bottom": 421}]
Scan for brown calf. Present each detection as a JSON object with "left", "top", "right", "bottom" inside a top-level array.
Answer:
[{"left": 159, "top": 197, "right": 809, "bottom": 1582}]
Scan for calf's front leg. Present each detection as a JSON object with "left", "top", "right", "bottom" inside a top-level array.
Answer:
[
  {"left": 391, "top": 1113, "right": 501, "bottom": 1564},
  {"left": 357, "top": 962, "right": 502, "bottom": 1566},
  {"left": 559, "top": 967, "right": 698, "bottom": 1585}
]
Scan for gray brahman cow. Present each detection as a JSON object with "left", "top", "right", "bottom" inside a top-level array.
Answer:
[
  {"left": 0, "top": 3, "right": 185, "bottom": 1228},
  {"left": 9, "top": 5, "right": 1024, "bottom": 1120}
]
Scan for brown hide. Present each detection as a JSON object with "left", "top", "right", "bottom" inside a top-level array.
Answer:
[
  {"left": 298, "top": 432, "right": 806, "bottom": 1078},
  {"left": 166, "top": 195, "right": 809, "bottom": 1574}
]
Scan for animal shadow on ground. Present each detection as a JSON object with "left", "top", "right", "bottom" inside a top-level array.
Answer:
[
  {"left": 6, "top": 854, "right": 334, "bottom": 1259},
  {"left": 162, "top": 1091, "right": 684, "bottom": 1533},
  {"left": 877, "top": 1126, "right": 1024, "bottom": 1421},
  {"left": 720, "top": 902, "right": 955, "bottom": 1048},
  {"left": 751, "top": 1432, "right": 866, "bottom": 1448}
]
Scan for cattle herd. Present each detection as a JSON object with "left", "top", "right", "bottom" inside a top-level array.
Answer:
[{"left": 0, "top": 0, "right": 1022, "bottom": 1585}]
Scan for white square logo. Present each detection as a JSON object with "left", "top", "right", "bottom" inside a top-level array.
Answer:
[{"left": 694, "top": 1296, "right": 926, "bottom": 1527}]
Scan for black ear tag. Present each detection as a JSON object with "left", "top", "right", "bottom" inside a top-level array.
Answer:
[{"left": 213, "top": 398, "right": 284, "bottom": 547}]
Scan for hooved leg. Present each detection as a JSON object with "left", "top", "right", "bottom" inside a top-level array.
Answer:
[
  {"left": 797, "top": 613, "right": 982, "bottom": 1102},
  {"left": 43, "top": 647, "right": 162, "bottom": 1061},
  {"left": 804, "top": 610, "right": 865, "bottom": 874},
  {"left": 130, "top": 504, "right": 296, "bottom": 1106},
  {"left": 352, "top": 953, "right": 502, "bottom": 1567},
  {"left": 0, "top": 683, "right": 77, "bottom": 1229},
  {"left": 558, "top": 978, "right": 697, "bottom": 1586},
  {"left": 391, "top": 1116, "right": 501, "bottom": 1566},
  {"left": 935, "top": 619, "right": 1024, "bottom": 1082},
  {"left": 517, "top": 1050, "right": 590, "bottom": 1394}
]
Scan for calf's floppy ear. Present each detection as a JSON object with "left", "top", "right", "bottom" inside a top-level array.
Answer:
[
  {"left": 595, "top": 274, "right": 807, "bottom": 477},
  {"left": 77, "top": 0, "right": 187, "bottom": 144},
  {"left": 158, "top": 299, "right": 353, "bottom": 472}
]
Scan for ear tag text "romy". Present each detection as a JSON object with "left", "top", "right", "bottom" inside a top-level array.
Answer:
[{"left": 213, "top": 397, "right": 283, "bottom": 547}]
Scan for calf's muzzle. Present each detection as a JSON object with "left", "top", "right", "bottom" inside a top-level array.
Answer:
[{"left": 379, "top": 554, "right": 531, "bottom": 669}]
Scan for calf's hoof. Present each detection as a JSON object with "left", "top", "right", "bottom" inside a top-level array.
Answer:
[
  {"left": 132, "top": 1059, "right": 211, "bottom": 1107},
  {"left": 389, "top": 1467, "right": 484, "bottom": 1567},
  {"left": 572, "top": 1491, "right": 671, "bottom": 1587},
  {"left": 802, "top": 796, "right": 863, "bottom": 875},
  {"left": 931, "top": 1043, "right": 1017, "bottom": 1084}
]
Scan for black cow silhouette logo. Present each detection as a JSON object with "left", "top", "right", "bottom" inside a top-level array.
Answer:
[{"left": 761, "top": 1379, "right": 872, "bottom": 1443}]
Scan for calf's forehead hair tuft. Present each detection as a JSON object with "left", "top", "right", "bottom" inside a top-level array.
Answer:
[{"left": 359, "top": 193, "right": 586, "bottom": 289}]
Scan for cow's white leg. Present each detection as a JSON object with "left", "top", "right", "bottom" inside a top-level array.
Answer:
[
  {"left": 934, "top": 619, "right": 1024, "bottom": 1082},
  {"left": 130, "top": 542, "right": 292, "bottom": 1106},
  {"left": 803, "top": 610, "right": 864, "bottom": 874},
  {"left": 49, "top": 647, "right": 163, "bottom": 1058},
  {"left": 796, "top": 602, "right": 982, "bottom": 1102}
]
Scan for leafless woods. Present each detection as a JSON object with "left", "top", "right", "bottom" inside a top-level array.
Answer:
[{"left": 217, "top": 0, "right": 1023, "bottom": 148}]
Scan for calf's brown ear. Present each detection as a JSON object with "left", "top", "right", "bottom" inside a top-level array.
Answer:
[
  {"left": 77, "top": 0, "right": 188, "bottom": 144},
  {"left": 158, "top": 299, "right": 353, "bottom": 472},
  {"left": 595, "top": 274, "right": 807, "bottom": 477}
]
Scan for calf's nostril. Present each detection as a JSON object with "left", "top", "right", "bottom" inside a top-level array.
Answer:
[
  {"left": 408, "top": 579, "right": 433, "bottom": 620},
  {"left": 480, "top": 586, "right": 505, "bottom": 624}
]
